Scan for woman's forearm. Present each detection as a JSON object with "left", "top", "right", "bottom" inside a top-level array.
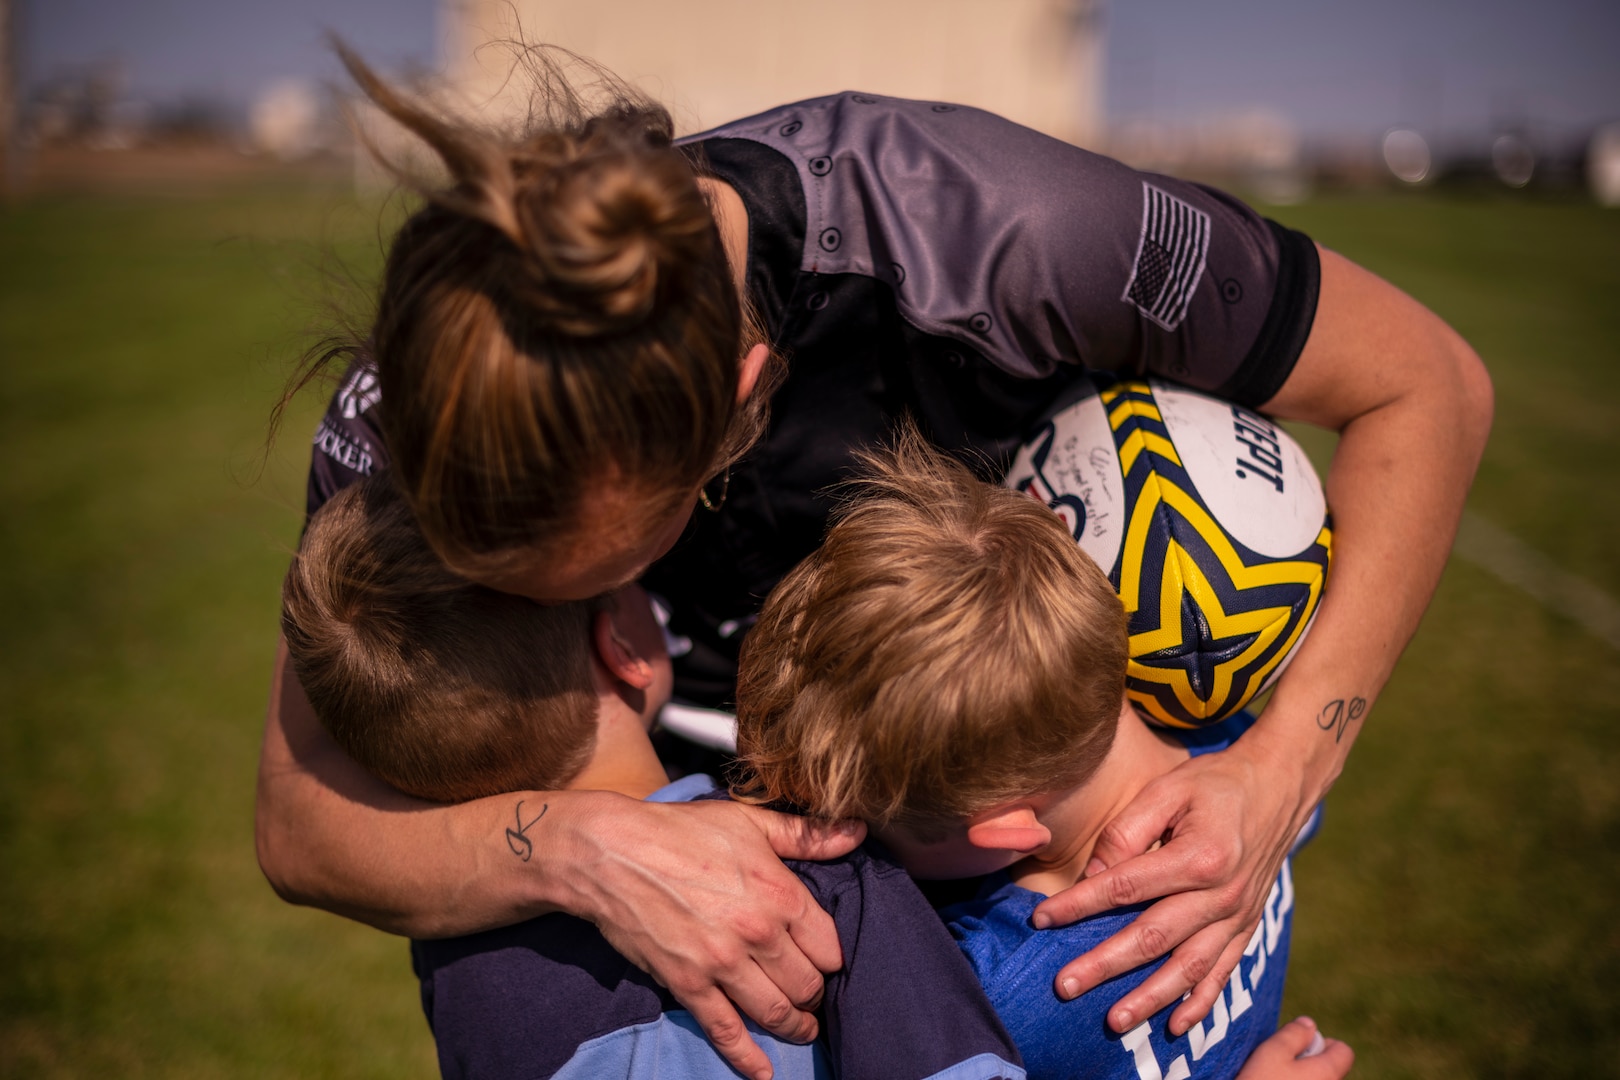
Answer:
[
  {"left": 1032, "top": 245, "right": 1493, "bottom": 1033},
  {"left": 1245, "top": 244, "right": 1495, "bottom": 789},
  {"left": 256, "top": 635, "right": 587, "bottom": 937}
]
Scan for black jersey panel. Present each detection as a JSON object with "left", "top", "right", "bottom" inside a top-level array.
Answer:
[
  {"left": 644, "top": 269, "right": 1093, "bottom": 710},
  {"left": 681, "top": 137, "right": 806, "bottom": 341},
  {"left": 304, "top": 357, "right": 388, "bottom": 522},
  {"left": 643, "top": 270, "right": 907, "bottom": 706},
  {"left": 1218, "top": 221, "right": 1321, "bottom": 408},
  {"left": 890, "top": 320, "right": 1094, "bottom": 481}
]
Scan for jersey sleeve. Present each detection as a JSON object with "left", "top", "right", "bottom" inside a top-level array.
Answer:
[
  {"left": 682, "top": 94, "right": 1320, "bottom": 408},
  {"left": 303, "top": 356, "right": 389, "bottom": 521},
  {"left": 792, "top": 845, "right": 1027, "bottom": 1080}
]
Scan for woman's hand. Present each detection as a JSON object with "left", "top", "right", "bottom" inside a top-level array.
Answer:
[
  {"left": 1236, "top": 1017, "right": 1354, "bottom": 1080},
  {"left": 551, "top": 794, "right": 865, "bottom": 1080},
  {"left": 1031, "top": 736, "right": 1313, "bottom": 1036},
  {"left": 1029, "top": 244, "right": 1493, "bottom": 1037}
]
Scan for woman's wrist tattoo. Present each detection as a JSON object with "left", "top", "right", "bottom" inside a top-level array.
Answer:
[
  {"left": 505, "top": 800, "right": 548, "bottom": 862},
  {"left": 1316, "top": 697, "right": 1367, "bottom": 743}
]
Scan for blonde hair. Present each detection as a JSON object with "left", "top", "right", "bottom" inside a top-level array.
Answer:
[
  {"left": 281, "top": 474, "right": 602, "bottom": 803},
  {"left": 734, "top": 427, "right": 1127, "bottom": 838},
  {"left": 284, "top": 43, "right": 780, "bottom": 579}
]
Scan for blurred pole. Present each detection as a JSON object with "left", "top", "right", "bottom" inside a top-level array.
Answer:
[{"left": 0, "top": 0, "right": 17, "bottom": 199}]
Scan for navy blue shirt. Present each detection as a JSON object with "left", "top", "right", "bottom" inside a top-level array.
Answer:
[{"left": 411, "top": 778, "right": 1025, "bottom": 1080}]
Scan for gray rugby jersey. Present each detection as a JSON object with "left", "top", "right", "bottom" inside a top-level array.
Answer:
[
  {"left": 677, "top": 92, "right": 1316, "bottom": 399},
  {"left": 305, "top": 92, "right": 1319, "bottom": 711}
]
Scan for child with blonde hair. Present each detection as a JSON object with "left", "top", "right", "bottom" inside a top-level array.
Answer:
[{"left": 734, "top": 431, "right": 1348, "bottom": 1080}]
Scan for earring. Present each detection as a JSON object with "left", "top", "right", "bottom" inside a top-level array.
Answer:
[{"left": 698, "top": 467, "right": 731, "bottom": 512}]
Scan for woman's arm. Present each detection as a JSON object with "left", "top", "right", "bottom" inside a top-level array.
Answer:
[
  {"left": 256, "top": 636, "right": 864, "bottom": 1080},
  {"left": 1032, "top": 246, "right": 1494, "bottom": 1033}
]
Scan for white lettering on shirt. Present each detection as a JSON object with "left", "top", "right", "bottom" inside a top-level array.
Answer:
[
  {"left": 1124, "top": 1021, "right": 1190, "bottom": 1080},
  {"left": 338, "top": 368, "right": 381, "bottom": 419},
  {"left": 312, "top": 418, "right": 375, "bottom": 476},
  {"left": 1122, "top": 860, "right": 1294, "bottom": 1078}
]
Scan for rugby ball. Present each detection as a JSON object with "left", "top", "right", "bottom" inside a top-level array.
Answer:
[{"left": 1004, "top": 377, "right": 1332, "bottom": 728}]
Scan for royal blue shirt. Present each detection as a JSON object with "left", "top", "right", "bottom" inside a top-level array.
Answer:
[
  {"left": 945, "top": 862, "right": 1295, "bottom": 1080},
  {"left": 942, "top": 714, "right": 1314, "bottom": 1080}
]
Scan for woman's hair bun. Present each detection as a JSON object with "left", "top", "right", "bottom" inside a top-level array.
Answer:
[
  {"left": 317, "top": 40, "right": 756, "bottom": 579},
  {"left": 335, "top": 39, "right": 716, "bottom": 338},
  {"left": 510, "top": 136, "right": 716, "bottom": 335}
]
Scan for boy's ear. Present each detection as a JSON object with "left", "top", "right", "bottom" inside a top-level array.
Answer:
[
  {"left": 592, "top": 607, "right": 655, "bottom": 690},
  {"left": 965, "top": 805, "right": 1051, "bottom": 856}
]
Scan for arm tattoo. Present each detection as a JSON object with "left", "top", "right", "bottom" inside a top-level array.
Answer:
[
  {"left": 1316, "top": 698, "right": 1367, "bottom": 743},
  {"left": 505, "top": 800, "right": 548, "bottom": 862}
]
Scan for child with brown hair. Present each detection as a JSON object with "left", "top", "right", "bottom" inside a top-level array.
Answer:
[
  {"left": 734, "top": 431, "right": 1347, "bottom": 1080},
  {"left": 280, "top": 473, "right": 1025, "bottom": 1080}
]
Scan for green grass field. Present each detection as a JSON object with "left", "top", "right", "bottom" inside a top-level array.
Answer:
[{"left": 1, "top": 185, "right": 1616, "bottom": 1078}]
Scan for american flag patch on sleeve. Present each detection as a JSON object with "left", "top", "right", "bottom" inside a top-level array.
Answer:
[{"left": 1121, "top": 182, "right": 1211, "bottom": 332}]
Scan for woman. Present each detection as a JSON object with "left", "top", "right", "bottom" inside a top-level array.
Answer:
[{"left": 258, "top": 45, "right": 1489, "bottom": 1080}]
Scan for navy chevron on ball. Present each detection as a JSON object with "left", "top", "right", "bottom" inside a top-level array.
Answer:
[{"left": 1004, "top": 376, "right": 1333, "bottom": 728}]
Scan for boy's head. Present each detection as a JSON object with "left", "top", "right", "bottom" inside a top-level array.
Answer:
[
  {"left": 734, "top": 427, "right": 1128, "bottom": 873},
  {"left": 282, "top": 474, "right": 670, "bottom": 803}
]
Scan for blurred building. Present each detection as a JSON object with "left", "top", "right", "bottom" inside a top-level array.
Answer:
[
  {"left": 438, "top": 0, "right": 1104, "bottom": 145},
  {"left": 251, "top": 80, "right": 323, "bottom": 161},
  {"left": 1591, "top": 123, "right": 1620, "bottom": 207}
]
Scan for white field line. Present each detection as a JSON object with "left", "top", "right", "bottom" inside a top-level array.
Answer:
[{"left": 1452, "top": 510, "right": 1620, "bottom": 651}]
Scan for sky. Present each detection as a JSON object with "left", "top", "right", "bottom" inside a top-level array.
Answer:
[
  {"left": 1106, "top": 0, "right": 1620, "bottom": 144},
  {"left": 18, "top": 0, "right": 1620, "bottom": 142},
  {"left": 18, "top": 0, "right": 438, "bottom": 110}
]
